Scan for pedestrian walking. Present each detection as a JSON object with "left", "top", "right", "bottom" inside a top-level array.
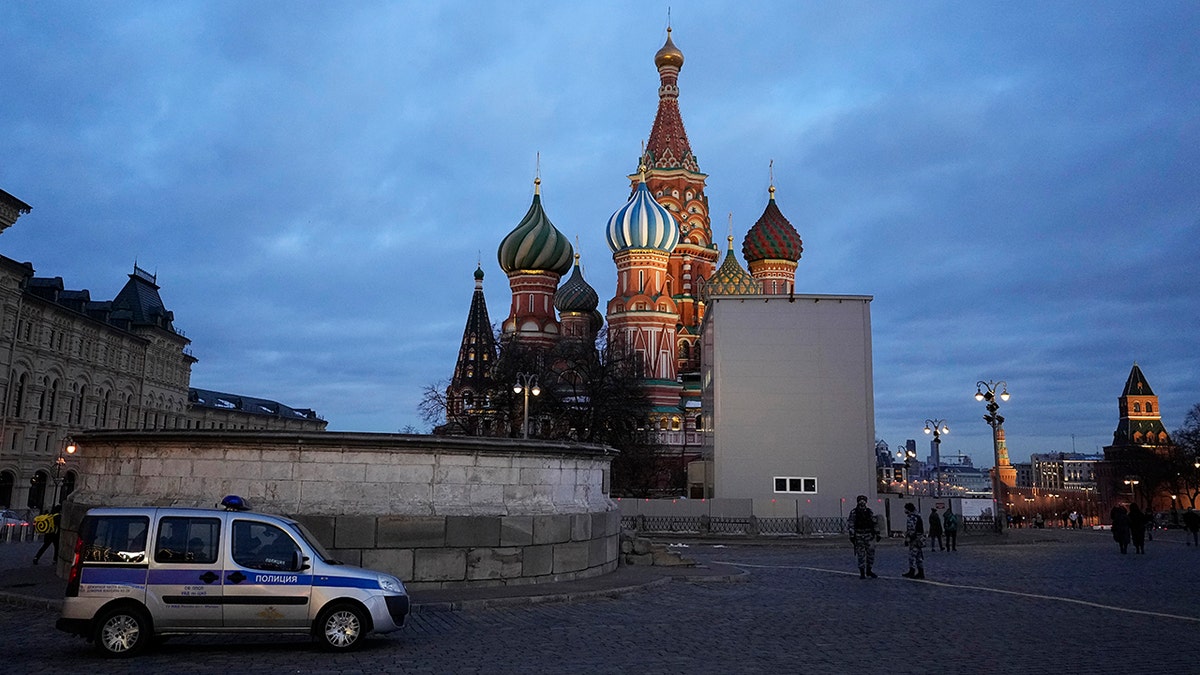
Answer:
[
  {"left": 1069, "top": 511, "right": 1079, "bottom": 529},
  {"left": 1183, "top": 507, "right": 1200, "bottom": 547},
  {"left": 927, "top": 507, "right": 944, "bottom": 551},
  {"left": 942, "top": 507, "right": 959, "bottom": 551},
  {"left": 902, "top": 502, "right": 925, "bottom": 579},
  {"left": 847, "top": 495, "right": 880, "bottom": 579},
  {"left": 1110, "top": 503, "right": 1131, "bottom": 554},
  {"left": 1128, "top": 503, "right": 1147, "bottom": 554},
  {"left": 32, "top": 504, "right": 61, "bottom": 565}
]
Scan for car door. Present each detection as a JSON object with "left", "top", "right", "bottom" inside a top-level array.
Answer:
[
  {"left": 146, "top": 513, "right": 224, "bottom": 628},
  {"left": 222, "top": 518, "right": 312, "bottom": 628}
]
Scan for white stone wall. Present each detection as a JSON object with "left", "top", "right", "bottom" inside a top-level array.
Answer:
[{"left": 63, "top": 430, "right": 620, "bottom": 588}]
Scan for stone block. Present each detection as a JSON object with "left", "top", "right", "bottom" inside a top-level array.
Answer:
[
  {"left": 571, "top": 513, "right": 593, "bottom": 541},
  {"left": 533, "top": 515, "right": 572, "bottom": 545},
  {"left": 414, "top": 548, "right": 466, "bottom": 582},
  {"left": 466, "top": 547, "right": 522, "bottom": 580},
  {"left": 293, "top": 515, "right": 336, "bottom": 549},
  {"left": 329, "top": 548, "right": 362, "bottom": 566},
  {"left": 553, "top": 541, "right": 590, "bottom": 573},
  {"left": 377, "top": 516, "right": 446, "bottom": 548},
  {"left": 625, "top": 552, "right": 653, "bottom": 566},
  {"left": 591, "top": 511, "right": 610, "bottom": 538},
  {"left": 446, "top": 516, "right": 501, "bottom": 547},
  {"left": 589, "top": 535, "right": 611, "bottom": 567},
  {"left": 500, "top": 516, "right": 534, "bottom": 547},
  {"left": 362, "top": 548, "right": 414, "bottom": 581},
  {"left": 334, "top": 515, "right": 377, "bottom": 549},
  {"left": 523, "top": 544, "right": 554, "bottom": 576}
]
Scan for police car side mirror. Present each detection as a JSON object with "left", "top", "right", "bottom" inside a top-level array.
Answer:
[{"left": 300, "top": 555, "right": 311, "bottom": 571}]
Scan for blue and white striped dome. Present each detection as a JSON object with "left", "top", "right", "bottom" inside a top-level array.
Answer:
[{"left": 605, "top": 180, "right": 679, "bottom": 253}]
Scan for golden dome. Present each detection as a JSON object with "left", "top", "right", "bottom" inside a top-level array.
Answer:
[{"left": 654, "top": 27, "right": 684, "bottom": 69}]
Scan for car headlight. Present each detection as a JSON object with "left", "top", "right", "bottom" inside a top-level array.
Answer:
[{"left": 378, "top": 576, "right": 402, "bottom": 593}]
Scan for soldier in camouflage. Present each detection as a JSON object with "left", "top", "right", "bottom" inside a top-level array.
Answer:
[
  {"left": 902, "top": 502, "right": 926, "bottom": 579},
  {"left": 847, "top": 495, "right": 880, "bottom": 579}
]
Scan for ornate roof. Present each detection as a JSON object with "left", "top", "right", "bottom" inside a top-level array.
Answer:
[
  {"left": 554, "top": 254, "right": 599, "bottom": 313},
  {"left": 606, "top": 173, "right": 679, "bottom": 253},
  {"left": 640, "top": 27, "right": 699, "bottom": 174},
  {"left": 1121, "top": 363, "right": 1155, "bottom": 396},
  {"left": 497, "top": 179, "right": 573, "bottom": 275},
  {"left": 742, "top": 186, "right": 803, "bottom": 263},
  {"left": 702, "top": 236, "right": 759, "bottom": 299}
]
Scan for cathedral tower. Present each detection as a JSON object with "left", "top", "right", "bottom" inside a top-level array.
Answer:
[
  {"left": 497, "top": 178, "right": 573, "bottom": 349},
  {"left": 634, "top": 27, "right": 718, "bottom": 378},
  {"left": 606, "top": 168, "right": 681, "bottom": 408},
  {"left": 743, "top": 184, "right": 804, "bottom": 295},
  {"left": 442, "top": 265, "right": 501, "bottom": 435}
]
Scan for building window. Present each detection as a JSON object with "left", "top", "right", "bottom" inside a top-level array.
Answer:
[
  {"left": 773, "top": 476, "right": 818, "bottom": 494},
  {"left": 1133, "top": 402, "right": 1141, "bottom": 413},
  {"left": 1146, "top": 402, "right": 1153, "bottom": 414}
]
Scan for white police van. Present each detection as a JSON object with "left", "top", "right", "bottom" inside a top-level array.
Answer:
[{"left": 56, "top": 496, "right": 409, "bottom": 657}]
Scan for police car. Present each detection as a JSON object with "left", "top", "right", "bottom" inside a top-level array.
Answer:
[{"left": 56, "top": 496, "right": 409, "bottom": 657}]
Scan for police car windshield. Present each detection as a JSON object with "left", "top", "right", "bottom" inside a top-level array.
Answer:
[{"left": 286, "top": 521, "right": 343, "bottom": 565}]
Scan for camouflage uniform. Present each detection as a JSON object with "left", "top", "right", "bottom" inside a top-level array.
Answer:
[
  {"left": 904, "top": 509, "right": 925, "bottom": 577},
  {"left": 847, "top": 500, "right": 878, "bottom": 578}
]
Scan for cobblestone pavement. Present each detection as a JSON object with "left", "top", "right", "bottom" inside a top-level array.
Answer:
[{"left": 2, "top": 528, "right": 1197, "bottom": 673}]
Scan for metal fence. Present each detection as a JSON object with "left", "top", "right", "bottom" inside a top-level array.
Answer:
[{"left": 622, "top": 514, "right": 997, "bottom": 537}]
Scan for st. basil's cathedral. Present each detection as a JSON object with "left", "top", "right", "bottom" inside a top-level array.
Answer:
[{"left": 439, "top": 29, "right": 804, "bottom": 464}]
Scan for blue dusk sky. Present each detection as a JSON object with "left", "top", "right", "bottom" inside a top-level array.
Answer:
[{"left": 1, "top": 2, "right": 1197, "bottom": 468}]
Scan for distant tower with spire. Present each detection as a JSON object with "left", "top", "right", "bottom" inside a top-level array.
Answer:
[{"left": 1108, "top": 363, "right": 1173, "bottom": 451}]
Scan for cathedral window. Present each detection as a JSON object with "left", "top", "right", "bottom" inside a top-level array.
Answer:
[
  {"left": 671, "top": 417, "right": 681, "bottom": 431},
  {"left": 1133, "top": 402, "right": 1141, "bottom": 413},
  {"left": 1146, "top": 402, "right": 1153, "bottom": 413}
]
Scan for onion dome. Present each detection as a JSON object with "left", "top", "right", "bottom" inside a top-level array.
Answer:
[
  {"left": 606, "top": 171, "right": 680, "bottom": 253},
  {"left": 554, "top": 254, "right": 599, "bottom": 313},
  {"left": 474, "top": 265, "right": 485, "bottom": 281},
  {"left": 702, "top": 236, "right": 759, "bottom": 300},
  {"left": 654, "top": 26, "right": 684, "bottom": 69},
  {"left": 498, "top": 178, "right": 573, "bottom": 275},
  {"left": 742, "top": 185, "right": 803, "bottom": 263}
]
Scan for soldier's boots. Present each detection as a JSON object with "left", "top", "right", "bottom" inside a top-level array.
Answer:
[
  {"left": 866, "top": 567, "right": 877, "bottom": 578},
  {"left": 902, "top": 568, "right": 916, "bottom": 578},
  {"left": 915, "top": 568, "right": 925, "bottom": 579},
  {"left": 859, "top": 567, "right": 866, "bottom": 579}
]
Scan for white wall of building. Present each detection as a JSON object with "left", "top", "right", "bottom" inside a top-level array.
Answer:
[{"left": 702, "top": 295, "right": 876, "bottom": 517}]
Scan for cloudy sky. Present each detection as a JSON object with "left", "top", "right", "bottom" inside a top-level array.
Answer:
[{"left": 2, "top": 2, "right": 1197, "bottom": 468}]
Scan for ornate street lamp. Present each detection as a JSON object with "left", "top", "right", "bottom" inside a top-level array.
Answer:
[
  {"left": 976, "top": 380, "right": 1010, "bottom": 532},
  {"left": 52, "top": 441, "right": 77, "bottom": 506},
  {"left": 513, "top": 373, "right": 540, "bottom": 439},
  {"left": 923, "top": 419, "right": 949, "bottom": 497}
]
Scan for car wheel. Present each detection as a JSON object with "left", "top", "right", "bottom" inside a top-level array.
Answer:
[
  {"left": 316, "top": 603, "right": 368, "bottom": 651},
  {"left": 94, "top": 606, "right": 152, "bottom": 658}
]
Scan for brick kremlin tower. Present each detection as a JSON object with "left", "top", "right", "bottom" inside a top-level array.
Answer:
[
  {"left": 497, "top": 177, "right": 574, "bottom": 349},
  {"left": 1107, "top": 363, "right": 1173, "bottom": 452}
]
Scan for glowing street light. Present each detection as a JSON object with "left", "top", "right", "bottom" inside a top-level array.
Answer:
[
  {"left": 976, "top": 380, "right": 1010, "bottom": 532},
  {"left": 513, "top": 373, "right": 540, "bottom": 439},
  {"left": 52, "top": 441, "right": 77, "bottom": 506},
  {"left": 923, "top": 419, "right": 949, "bottom": 497}
]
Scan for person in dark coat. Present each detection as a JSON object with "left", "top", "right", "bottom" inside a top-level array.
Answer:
[
  {"left": 927, "top": 507, "right": 944, "bottom": 551},
  {"left": 1183, "top": 507, "right": 1200, "bottom": 547},
  {"left": 1110, "top": 503, "right": 1131, "bottom": 554},
  {"left": 1128, "top": 502, "right": 1148, "bottom": 554}
]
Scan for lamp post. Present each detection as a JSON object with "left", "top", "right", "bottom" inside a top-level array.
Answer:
[
  {"left": 923, "top": 419, "right": 949, "bottom": 497},
  {"left": 52, "top": 441, "right": 77, "bottom": 506},
  {"left": 513, "top": 373, "right": 540, "bottom": 439},
  {"left": 897, "top": 446, "right": 917, "bottom": 495},
  {"left": 975, "top": 380, "right": 1010, "bottom": 532},
  {"left": 1123, "top": 475, "right": 1140, "bottom": 508}
]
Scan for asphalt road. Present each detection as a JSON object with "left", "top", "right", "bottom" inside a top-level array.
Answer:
[{"left": 2, "top": 528, "right": 1197, "bottom": 674}]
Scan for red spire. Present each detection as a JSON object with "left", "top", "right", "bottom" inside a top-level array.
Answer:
[{"left": 641, "top": 27, "right": 699, "bottom": 173}]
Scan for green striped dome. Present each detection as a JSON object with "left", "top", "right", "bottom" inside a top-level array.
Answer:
[{"left": 498, "top": 186, "right": 573, "bottom": 275}]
